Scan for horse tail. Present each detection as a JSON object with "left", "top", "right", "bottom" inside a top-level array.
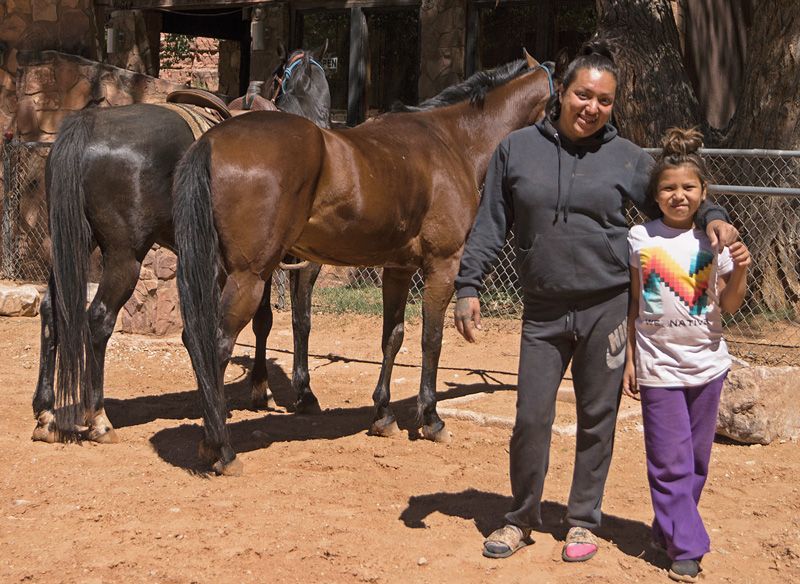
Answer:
[
  {"left": 172, "top": 139, "right": 227, "bottom": 445},
  {"left": 47, "top": 111, "right": 94, "bottom": 432}
]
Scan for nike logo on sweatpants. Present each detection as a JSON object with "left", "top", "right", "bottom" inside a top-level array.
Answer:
[{"left": 605, "top": 320, "right": 627, "bottom": 369}]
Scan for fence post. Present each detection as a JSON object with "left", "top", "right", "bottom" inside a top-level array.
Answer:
[{"left": 1, "top": 137, "right": 18, "bottom": 280}]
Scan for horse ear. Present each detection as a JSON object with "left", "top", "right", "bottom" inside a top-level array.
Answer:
[
  {"left": 311, "top": 38, "right": 329, "bottom": 60},
  {"left": 277, "top": 42, "right": 287, "bottom": 62},
  {"left": 523, "top": 47, "right": 539, "bottom": 69}
]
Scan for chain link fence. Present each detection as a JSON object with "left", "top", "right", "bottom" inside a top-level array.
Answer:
[
  {"left": 334, "top": 148, "right": 800, "bottom": 365},
  {"left": 1, "top": 140, "right": 50, "bottom": 283},
  {"left": 3, "top": 140, "right": 798, "bottom": 364}
]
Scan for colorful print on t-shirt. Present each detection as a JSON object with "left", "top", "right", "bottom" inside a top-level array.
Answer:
[{"left": 639, "top": 247, "right": 714, "bottom": 316}]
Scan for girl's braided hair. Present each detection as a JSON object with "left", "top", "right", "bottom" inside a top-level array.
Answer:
[{"left": 648, "top": 127, "right": 712, "bottom": 200}]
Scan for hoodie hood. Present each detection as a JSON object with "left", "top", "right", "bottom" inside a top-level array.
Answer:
[{"left": 536, "top": 118, "right": 618, "bottom": 150}]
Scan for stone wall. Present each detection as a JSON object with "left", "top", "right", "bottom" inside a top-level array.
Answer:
[
  {"left": 1, "top": 0, "right": 97, "bottom": 135},
  {"left": 160, "top": 35, "right": 219, "bottom": 92},
  {"left": 12, "top": 51, "right": 186, "bottom": 335},
  {"left": 15, "top": 50, "right": 182, "bottom": 142}
]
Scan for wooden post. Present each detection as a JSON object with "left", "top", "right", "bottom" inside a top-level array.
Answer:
[{"left": 347, "top": 7, "right": 367, "bottom": 126}]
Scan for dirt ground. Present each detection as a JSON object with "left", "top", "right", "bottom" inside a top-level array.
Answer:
[{"left": 1, "top": 311, "right": 799, "bottom": 584}]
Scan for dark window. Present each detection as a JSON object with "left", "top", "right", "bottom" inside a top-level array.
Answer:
[
  {"left": 364, "top": 8, "right": 420, "bottom": 114},
  {"left": 295, "top": 9, "right": 351, "bottom": 119}
]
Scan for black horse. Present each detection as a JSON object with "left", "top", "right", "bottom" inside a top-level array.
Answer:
[{"left": 34, "top": 49, "right": 330, "bottom": 442}]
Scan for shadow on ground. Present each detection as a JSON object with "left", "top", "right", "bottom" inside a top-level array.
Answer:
[
  {"left": 399, "top": 489, "right": 668, "bottom": 568},
  {"left": 137, "top": 350, "right": 514, "bottom": 472}
]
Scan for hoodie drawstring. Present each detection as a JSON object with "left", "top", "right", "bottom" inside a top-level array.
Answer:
[
  {"left": 552, "top": 130, "right": 581, "bottom": 224},
  {"left": 562, "top": 156, "right": 579, "bottom": 223},
  {"left": 553, "top": 132, "right": 562, "bottom": 224}
]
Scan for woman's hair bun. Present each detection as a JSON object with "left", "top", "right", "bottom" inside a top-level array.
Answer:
[
  {"left": 661, "top": 127, "right": 704, "bottom": 158},
  {"left": 579, "top": 39, "right": 615, "bottom": 65}
]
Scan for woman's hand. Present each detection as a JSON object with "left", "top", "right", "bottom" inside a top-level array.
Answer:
[
  {"left": 728, "top": 241, "right": 752, "bottom": 269},
  {"left": 454, "top": 297, "right": 482, "bottom": 343},
  {"left": 706, "top": 219, "right": 739, "bottom": 253},
  {"left": 622, "top": 360, "right": 639, "bottom": 400}
]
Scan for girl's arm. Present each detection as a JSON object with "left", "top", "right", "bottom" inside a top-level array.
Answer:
[
  {"left": 718, "top": 241, "right": 751, "bottom": 313},
  {"left": 622, "top": 266, "right": 640, "bottom": 400}
]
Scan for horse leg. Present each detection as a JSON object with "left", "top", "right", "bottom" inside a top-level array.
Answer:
[
  {"left": 418, "top": 261, "right": 458, "bottom": 443},
  {"left": 290, "top": 262, "right": 323, "bottom": 414},
  {"left": 83, "top": 251, "right": 142, "bottom": 443},
  {"left": 249, "top": 275, "right": 277, "bottom": 410},
  {"left": 31, "top": 274, "right": 59, "bottom": 442},
  {"left": 196, "top": 270, "right": 265, "bottom": 476},
  {"left": 368, "top": 267, "right": 415, "bottom": 437}
]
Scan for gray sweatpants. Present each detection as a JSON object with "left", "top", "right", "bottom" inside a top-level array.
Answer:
[{"left": 505, "top": 288, "right": 628, "bottom": 530}]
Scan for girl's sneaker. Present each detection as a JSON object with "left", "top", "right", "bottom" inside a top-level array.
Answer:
[
  {"left": 668, "top": 559, "right": 702, "bottom": 582},
  {"left": 650, "top": 539, "right": 668, "bottom": 555}
]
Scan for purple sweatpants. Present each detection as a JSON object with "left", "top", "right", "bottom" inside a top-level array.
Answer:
[{"left": 639, "top": 371, "right": 727, "bottom": 561}]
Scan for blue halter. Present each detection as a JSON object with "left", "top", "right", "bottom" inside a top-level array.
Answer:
[{"left": 281, "top": 55, "right": 326, "bottom": 93}]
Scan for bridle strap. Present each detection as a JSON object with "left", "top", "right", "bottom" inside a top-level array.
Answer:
[
  {"left": 534, "top": 63, "right": 556, "bottom": 97},
  {"left": 280, "top": 52, "right": 326, "bottom": 93}
]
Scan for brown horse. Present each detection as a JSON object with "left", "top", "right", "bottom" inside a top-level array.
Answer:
[{"left": 173, "top": 54, "right": 553, "bottom": 474}]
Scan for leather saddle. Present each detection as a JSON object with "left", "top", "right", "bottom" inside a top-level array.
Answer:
[{"left": 166, "top": 88, "right": 231, "bottom": 120}]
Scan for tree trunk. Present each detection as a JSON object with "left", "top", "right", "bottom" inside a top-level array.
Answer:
[
  {"left": 595, "top": 0, "right": 703, "bottom": 146},
  {"left": 725, "top": 2, "right": 800, "bottom": 316}
]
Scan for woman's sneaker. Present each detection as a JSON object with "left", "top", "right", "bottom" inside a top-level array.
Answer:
[{"left": 668, "top": 559, "right": 702, "bottom": 582}]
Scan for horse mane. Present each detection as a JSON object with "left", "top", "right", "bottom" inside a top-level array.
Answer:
[{"left": 391, "top": 59, "right": 529, "bottom": 112}]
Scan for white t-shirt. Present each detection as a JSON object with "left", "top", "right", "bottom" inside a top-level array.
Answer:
[{"left": 628, "top": 220, "right": 734, "bottom": 387}]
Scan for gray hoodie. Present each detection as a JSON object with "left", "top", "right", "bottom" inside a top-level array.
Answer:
[{"left": 455, "top": 120, "right": 729, "bottom": 303}]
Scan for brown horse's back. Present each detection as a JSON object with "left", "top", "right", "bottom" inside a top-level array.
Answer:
[
  {"left": 295, "top": 114, "right": 478, "bottom": 267},
  {"left": 204, "top": 110, "right": 476, "bottom": 270},
  {"left": 205, "top": 112, "right": 326, "bottom": 274}
]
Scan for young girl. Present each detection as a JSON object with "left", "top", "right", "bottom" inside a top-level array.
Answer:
[{"left": 623, "top": 128, "right": 750, "bottom": 583}]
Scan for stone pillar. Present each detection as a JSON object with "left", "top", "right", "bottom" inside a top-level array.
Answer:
[
  {"left": 104, "top": 10, "right": 156, "bottom": 76},
  {"left": 419, "top": 0, "right": 466, "bottom": 100},
  {"left": 119, "top": 245, "right": 182, "bottom": 336}
]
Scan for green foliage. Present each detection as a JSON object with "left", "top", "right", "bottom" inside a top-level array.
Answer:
[
  {"left": 313, "top": 286, "right": 421, "bottom": 319},
  {"left": 161, "top": 33, "right": 192, "bottom": 69}
]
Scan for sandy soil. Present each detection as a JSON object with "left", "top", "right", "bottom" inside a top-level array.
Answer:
[{"left": 1, "top": 312, "right": 798, "bottom": 584}]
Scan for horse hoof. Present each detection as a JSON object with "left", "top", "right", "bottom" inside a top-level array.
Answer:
[
  {"left": 198, "top": 440, "right": 242, "bottom": 475},
  {"left": 294, "top": 395, "right": 322, "bottom": 415},
  {"left": 369, "top": 417, "right": 400, "bottom": 437},
  {"left": 31, "top": 423, "right": 58, "bottom": 443},
  {"left": 212, "top": 457, "right": 244, "bottom": 477},
  {"left": 421, "top": 424, "right": 452, "bottom": 443},
  {"left": 31, "top": 412, "right": 59, "bottom": 443},
  {"left": 88, "top": 426, "right": 120, "bottom": 444},
  {"left": 251, "top": 393, "right": 277, "bottom": 411}
]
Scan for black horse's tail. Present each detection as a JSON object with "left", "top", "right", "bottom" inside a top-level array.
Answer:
[
  {"left": 47, "top": 111, "right": 94, "bottom": 432},
  {"left": 172, "top": 139, "right": 227, "bottom": 446}
]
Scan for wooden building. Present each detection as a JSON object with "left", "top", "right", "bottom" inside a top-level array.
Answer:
[{"left": 0, "top": 0, "right": 596, "bottom": 134}]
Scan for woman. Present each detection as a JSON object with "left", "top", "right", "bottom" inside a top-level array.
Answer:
[{"left": 453, "top": 41, "right": 738, "bottom": 562}]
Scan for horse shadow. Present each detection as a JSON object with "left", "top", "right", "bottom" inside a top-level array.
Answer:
[
  {"left": 399, "top": 489, "right": 668, "bottom": 568},
  {"left": 145, "top": 365, "right": 515, "bottom": 472},
  {"left": 103, "top": 355, "right": 297, "bottom": 429}
]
